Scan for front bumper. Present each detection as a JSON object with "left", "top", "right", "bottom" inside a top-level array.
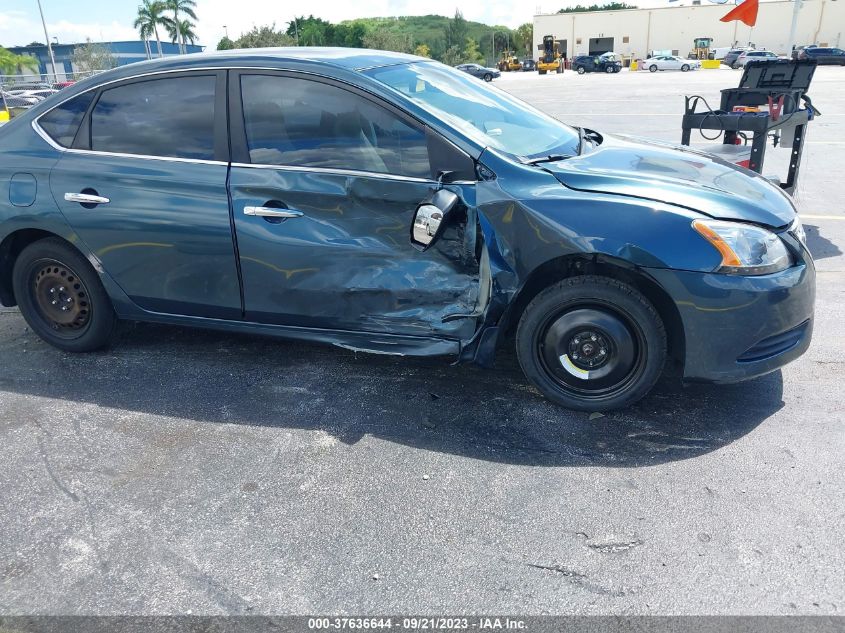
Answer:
[{"left": 645, "top": 256, "right": 815, "bottom": 383}]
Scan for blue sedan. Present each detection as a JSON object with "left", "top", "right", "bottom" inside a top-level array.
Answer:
[{"left": 0, "top": 48, "right": 814, "bottom": 410}]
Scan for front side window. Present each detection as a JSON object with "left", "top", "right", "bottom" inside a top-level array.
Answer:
[
  {"left": 366, "top": 62, "right": 580, "bottom": 161},
  {"left": 240, "top": 75, "right": 431, "bottom": 179},
  {"left": 90, "top": 75, "right": 216, "bottom": 160},
  {"left": 39, "top": 92, "right": 94, "bottom": 148}
]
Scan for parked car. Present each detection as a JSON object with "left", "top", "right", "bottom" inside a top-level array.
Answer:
[
  {"left": 733, "top": 50, "right": 782, "bottom": 68},
  {"left": 521, "top": 59, "right": 536, "bottom": 72},
  {"left": 723, "top": 48, "right": 750, "bottom": 67},
  {"left": 0, "top": 49, "right": 814, "bottom": 411},
  {"left": 798, "top": 47, "right": 845, "bottom": 65},
  {"left": 455, "top": 63, "right": 500, "bottom": 81},
  {"left": 572, "top": 52, "right": 622, "bottom": 74},
  {"left": 8, "top": 88, "right": 59, "bottom": 101},
  {"left": 0, "top": 90, "right": 39, "bottom": 107},
  {"left": 643, "top": 55, "right": 701, "bottom": 72}
]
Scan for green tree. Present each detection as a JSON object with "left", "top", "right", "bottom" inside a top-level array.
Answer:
[
  {"left": 445, "top": 10, "right": 469, "bottom": 50},
  {"left": 133, "top": 0, "right": 169, "bottom": 58},
  {"left": 165, "top": 0, "right": 198, "bottom": 54},
  {"left": 167, "top": 18, "right": 198, "bottom": 51},
  {"left": 558, "top": 2, "right": 637, "bottom": 12},
  {"left": 233, "top": 25, "right": 295, "bottom": 49},
  {"left": 70, "top": 38, "right": 118, "bottom": 72},
  {"left": 462, "top": 37, "right": 484, "bottom": 63},
  {"left": 0, "top": 47, "right": 39, "bottom": 74},
  {"left": 414, "top": 43, "right": 431, "bottom": 58},
  {"left": 440, "top": 45, "right": 463, "bottom": 66},
  {"left": 362, "top": 30, "right": 412, "bottom": 53},
  {"left": 515, "top": 23, "right": 533, "bottom": 55},
  {"left": 216, "top": 36, "right": 235, "bottom": 50}
]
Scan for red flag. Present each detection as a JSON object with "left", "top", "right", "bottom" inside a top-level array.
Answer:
[{"left": 720, "top": 0, "right": 760, "bottom": 27}]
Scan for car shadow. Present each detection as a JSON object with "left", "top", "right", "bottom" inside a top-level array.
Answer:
[
  {"left": 1, "top": 320, "right": 785, "bottom": 468},
  {"left": 804, "top": 223, "right": 842, "bottom": 260}
]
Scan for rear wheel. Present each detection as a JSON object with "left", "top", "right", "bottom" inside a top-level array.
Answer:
[
  {"left": 649, "top": 64, "right": 658, "bottom": 72},
  {"left": 516, "top": 276, "right": 666, "bottom": 411},
  {"left": 576, "top": 66, "right": 586, "bottom": 74},
  {"left": 12, "top": 238, "right": 118, "bottom": 352}
]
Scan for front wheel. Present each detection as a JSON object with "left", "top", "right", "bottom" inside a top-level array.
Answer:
[
  {"left": 515, "top": 276, "right": 666, "bottom": 411},
  {"left": 605, "top": 65, "right": 614, "bottom": 73},
  {"left": 649, "top": 64, "right": 658, "bottom": 72},
  {"left": 12, "top": 237, "right": 118, "bottom": 352},
  {"left": 483, "top": 73, "right": 492, "bottom": 82},
  {"left": 681, "top": 64, "right": 690, "bottom": 72},
  {"left": 576, "top": 66, "right": 586, "bottom": 74}
]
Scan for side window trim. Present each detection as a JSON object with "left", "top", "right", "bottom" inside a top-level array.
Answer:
[
  {"left": 44, "top": 70, "right": 229, "bottom": 164},
  {"left": 228, "top": 69, "right": 475, "bottom": 182}
]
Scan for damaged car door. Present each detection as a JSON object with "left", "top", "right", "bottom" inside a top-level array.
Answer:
[{"left": 228, "top": 71, "right": 481, "bottom": 343}]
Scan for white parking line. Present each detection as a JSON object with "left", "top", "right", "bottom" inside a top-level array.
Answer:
[{"left": 801, "top": 214, "right": 845, "bottom": 220}]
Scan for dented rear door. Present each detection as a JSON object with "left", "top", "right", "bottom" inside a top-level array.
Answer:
[{"left": 228, "top": 70, "right": 480, "bottom": 340}]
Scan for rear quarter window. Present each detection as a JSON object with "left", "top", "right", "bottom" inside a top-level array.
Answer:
[{"left": 38, "top": 92, "right": 95, "bottom": 148}]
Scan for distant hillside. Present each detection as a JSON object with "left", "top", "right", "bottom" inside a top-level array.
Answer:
[
  {"left": 222, "top": 13, "right": 533, "bottom": 66},
  {"left": 337, "top": 14, "right": 531, "bottom": 62}
]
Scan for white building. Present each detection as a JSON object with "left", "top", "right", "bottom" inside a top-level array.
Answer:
[{"left": 533, "top": 0, "right": 844, "bottom": 60}]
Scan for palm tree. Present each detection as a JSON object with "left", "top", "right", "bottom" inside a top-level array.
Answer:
[
  {"left": 133, "top": 0, "right": 168, "bottom": 58},
  {"left": 138, "top": 22, "right": 153, "bottom": 60},
  {"left": 166, "top": 0, "right": 198, "bottom": 54},
  {"left": 0, "top": 47, "right": 39, "bottom": 75},
  {"left": 167, "top": 18, "right": 198, "bottom": 53}
]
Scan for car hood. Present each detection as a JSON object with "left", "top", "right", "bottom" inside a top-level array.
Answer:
[{"left": 543, "top": 133, "right": 795, "bottom": 227}]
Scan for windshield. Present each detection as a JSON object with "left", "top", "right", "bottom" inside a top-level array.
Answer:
[{"left": 364, "top": 62, "right": 580, "bottom": 160}]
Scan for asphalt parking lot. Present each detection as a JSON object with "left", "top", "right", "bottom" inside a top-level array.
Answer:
[{"left": 1, "top": 67, "right": 843, "bottom": 615}]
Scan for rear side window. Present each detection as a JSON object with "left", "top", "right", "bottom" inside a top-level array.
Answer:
[
  {"left": 90, "top": 75, "right": 215, "bottom": 160},
  {"left": 240, "top": 74, "right": 431, "bottom": 179},
  {"left": 39, "top": 92, "right": 94, "bottom": 148}
]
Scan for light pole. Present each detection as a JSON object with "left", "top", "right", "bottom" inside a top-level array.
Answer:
[
  {"left": 36, "top": 0, "right": 58, "bottom": 83},
  {"left": 786, "top": 0, "right": 802, "bottom": 57}
]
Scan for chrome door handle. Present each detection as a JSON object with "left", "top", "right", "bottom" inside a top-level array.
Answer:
[
  {"left": 243, "top": 206, "right": 304, "bottom": 219},
  {"left": 64, "top": 192, "right": 110, "bottom": 205}
]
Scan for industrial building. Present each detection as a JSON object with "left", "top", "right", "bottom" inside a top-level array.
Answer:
[
  {"left": 4, "top": 41, "right": 204, "bottom": 80},
  {"left": 533, "top": 0, "right": 844, "bottom": 61}
]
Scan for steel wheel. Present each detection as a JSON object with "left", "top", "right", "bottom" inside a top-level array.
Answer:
[
  {"left": 30, "top": 259, "right": 92, "bottom": 338},
  {"left": 515, "top": 276, "right": 666, "bottom": 411},
  {"left": 535, "top": 303, "right": 645, "bottom": 399},
  {"left": 13, "top": 237, "right": 118, "bottom": 352}
]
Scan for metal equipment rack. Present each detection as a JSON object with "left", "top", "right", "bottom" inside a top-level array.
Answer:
[{"left": 680, "top": 59, "right": 819, "bottom": 195}]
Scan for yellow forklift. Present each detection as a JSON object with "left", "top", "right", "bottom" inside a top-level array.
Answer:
[
  {"left": 690, "top": 37, "right": 714, "bottom": 60},
  {"left": 537, "top": 35, "right": 564, "bottom": 75},
  {"left": 497, "top": 50, "right": 523, "bottom": 72}
]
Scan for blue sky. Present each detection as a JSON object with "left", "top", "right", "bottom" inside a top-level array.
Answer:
[{"left": 2, "top": 0, "right": 718, "bottom": 49}]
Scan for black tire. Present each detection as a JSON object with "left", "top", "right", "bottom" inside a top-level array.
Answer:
[
  {"left": 576, "top": 66, "right": 586, "bottom": 74},
  {"left": 681, "top": 64, "right": 690, "bottom": 72},
  {"left": 483, "top": 73, "right": 492, "bottom": 82},
  {"left": 731, "top": 63, "right": 739, "bottom": 70},
  {"left": 515, "top": 276, "right": 666, "bottom": 411},
  {"left": 605, "top": 65, "right": 614, "bottom": 73},
  {"left": 649, "top": 64, "right": 658, "bottom": 72},
  {"left": 12, "top": 237, "right": 118, "bottom": 352}
]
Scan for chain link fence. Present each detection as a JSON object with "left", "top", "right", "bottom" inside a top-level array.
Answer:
[{"left": 1, "top": 71, "right": 106, "bottom": 121}]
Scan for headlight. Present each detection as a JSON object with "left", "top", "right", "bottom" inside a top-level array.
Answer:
[{"left": 692, "top": 219, "right": 793, "bottom": 275}]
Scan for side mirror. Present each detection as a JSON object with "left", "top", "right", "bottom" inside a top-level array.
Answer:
[{"left": 410, "top": 189, "right": 460, "bottom": 251}]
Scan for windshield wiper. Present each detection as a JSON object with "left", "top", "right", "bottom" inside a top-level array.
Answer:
[{"left": 525, "top": 154, "right": 570, "bottom": 165}]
